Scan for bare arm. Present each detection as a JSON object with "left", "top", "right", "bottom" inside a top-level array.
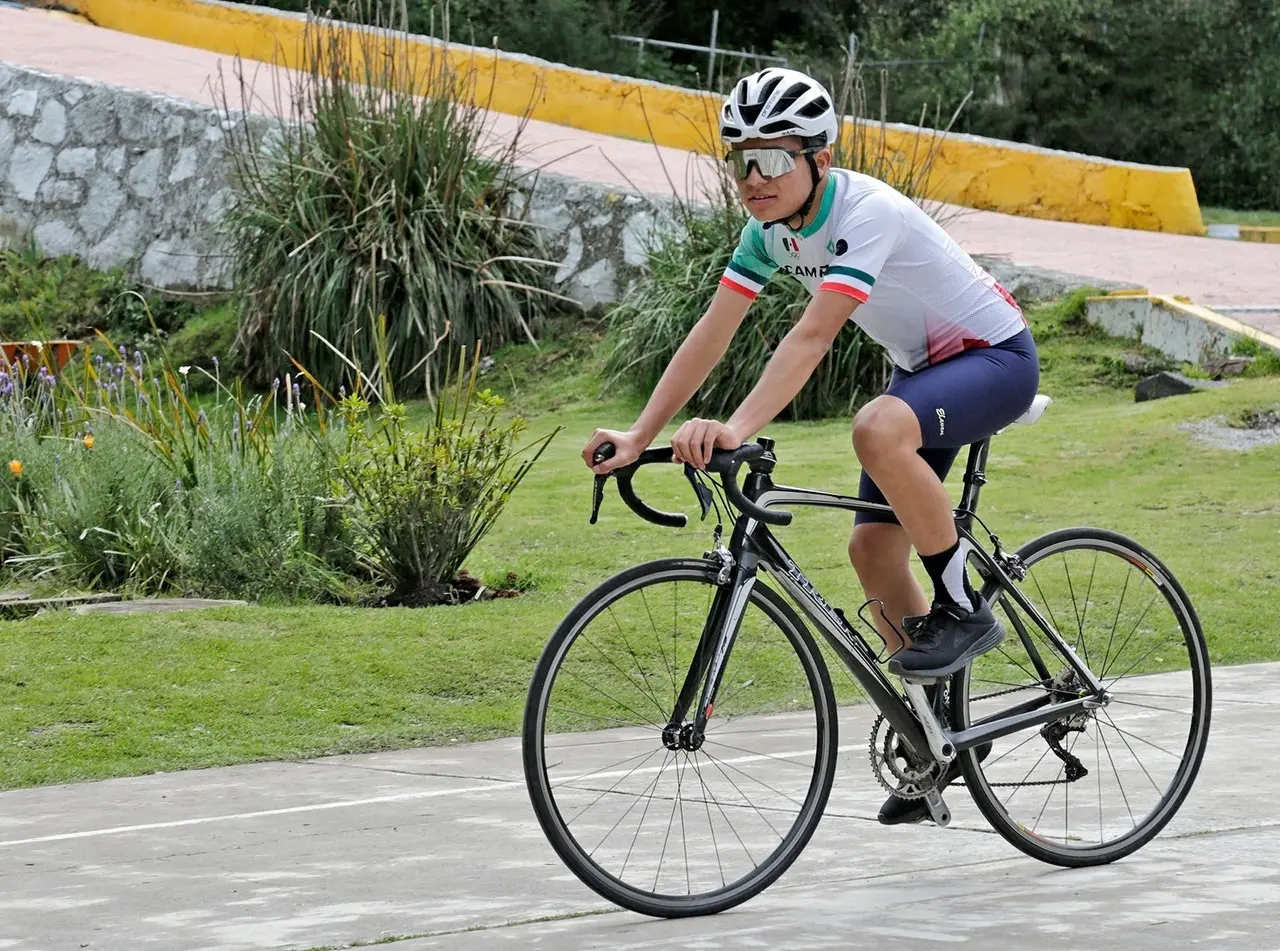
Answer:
[
  {"left": 584, "top": 285, "right": 753, "bottom": 472},
  {"left": 630, "top": 285, "right": 754, "bottom": 443},
  {"left": 726, "top": 290, "right": 857, "bottom": 440}
]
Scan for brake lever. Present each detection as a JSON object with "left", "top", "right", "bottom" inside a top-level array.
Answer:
[
  {"left": 686, "top": 460, "right": 716, "bottom": 519},
  {"left": 589, "top": 443, "right": 617, "bottom": 525}
]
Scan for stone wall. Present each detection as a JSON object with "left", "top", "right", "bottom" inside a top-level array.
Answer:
[
  {"left": 0, "top": 62, "right": 670, "bottom": 308},
  {"left": 0, "top": 63, "right": 271, "bottom": 289}
]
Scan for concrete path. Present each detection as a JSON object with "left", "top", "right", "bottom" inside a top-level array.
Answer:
[
  {"left": 5, "top": 8, "right": 1280, "bottom": 332},
  {"left": 1, "top": 661, "right": 1276, "bottom": 951}
]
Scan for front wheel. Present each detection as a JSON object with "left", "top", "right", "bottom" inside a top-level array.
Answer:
[
  {"left": 954, "top": 527, "right": 1211, "bottom": 866},
  {"left": 523, "top": 558, "right": 838, "bottom": 917}
]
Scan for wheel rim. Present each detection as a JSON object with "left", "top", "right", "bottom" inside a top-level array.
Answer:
[
  {"left": 960, "top": 537, "right": 1209, "bottom": 856},
  {"left": 530, "top": 568, "right": 832, "bottom": 905}
]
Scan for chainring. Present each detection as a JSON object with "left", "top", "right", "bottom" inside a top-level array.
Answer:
[{"left": 868, "top": 713, "right": 944, "bottom": 800}]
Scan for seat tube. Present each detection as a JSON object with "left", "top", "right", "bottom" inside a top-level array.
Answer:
[{"left": 957, "top": 439, "right": 991, "bottom": 529}]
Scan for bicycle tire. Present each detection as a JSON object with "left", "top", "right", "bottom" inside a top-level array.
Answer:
[
  {"left": 523, "top": 558, "right": 838, "bottom": 917},
  {"left": 954, "top": 527, "right": 1211, "bottom": 867}
]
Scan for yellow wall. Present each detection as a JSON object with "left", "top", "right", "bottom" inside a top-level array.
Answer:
[{"left": 67, "top": 0, "right": 1205, "bottom": 234}]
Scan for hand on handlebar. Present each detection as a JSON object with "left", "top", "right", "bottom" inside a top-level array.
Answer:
[
  {"left": 671, "top": 418, "right": 744, "bottom": 470},
  {"left": 583, "top": 429, "right": 644, "bottom": 475}
]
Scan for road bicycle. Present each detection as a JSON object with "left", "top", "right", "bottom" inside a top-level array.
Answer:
[{"left": 522, "top": 394, "right": 1211, "bottom": 917}]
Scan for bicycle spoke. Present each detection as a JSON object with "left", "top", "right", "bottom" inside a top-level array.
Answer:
[
  {"left": 1096, "top": 717, "right": 1181, "bottom": 760},
  {"left": 604, "top": 607, "right": 671, "bottom": 718},
  {"left": 1062, "top": 556, "right": 1088, "bottom": 668},
  {"left": 693, "top": 754, "right": 726, "bottom": 889},
  {"left": 700, "top": 749, "right": 789, "bottom": 841},
  {"left": 589, "top": 750, "right": 670, "bottom": 859},
  {"left": 620, "top": 752, "right": 674, "bottom": 880},
  {"left": 1100, "top": 564, "right": 1134, "bottom": 676},
  {"left": 1107, "top": 698, "right": 1191, "bottom": 716},
  {"left": 1097, "top": 723, "right": 1137, "bottom": 827},
  {"left": 1098, "top": 591, "right": 1160, "bottom": 683},
  {"left": 1029, "top": 567, "right": 1066, "bottom": 642},
  {"left": 981, "top": 728, "right": 1042, "bottom": 769},
  {"left": 1099, "top": 710, "right": 1166, "bottom": 795},
  {"left": 694, "top": 749, "right": 757, "bottom": 869},
  {"left": 701, "top": 739, "right": 816, "bottom": 771},
  {"left": 1103, "top": 625, "right": 1181, "bottom": 690},
  {"left": 638, "top": 587, "right": 677, "bottom": 708},
  {"left": 566, "top": 746, "right": 667, "bottom": 827},
  {"left": 558, "top": 664, "right": 664, "bottom": 730}
]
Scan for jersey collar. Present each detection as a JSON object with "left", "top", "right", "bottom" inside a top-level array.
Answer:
[{"left": 790, "top": 172, "right": 836, "bottom": 239}]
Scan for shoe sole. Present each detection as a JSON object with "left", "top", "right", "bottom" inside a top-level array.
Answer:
[{"left": 886, "top": 621, "right": 1006, "bottom": 680}]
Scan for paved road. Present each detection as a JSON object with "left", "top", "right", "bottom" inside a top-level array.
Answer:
[
  {"left": 1, "top": 661, "right": 1275, "bottom": 951},
  {"left": 4, "top": 7, "right": 1280, "bottom": 329}
]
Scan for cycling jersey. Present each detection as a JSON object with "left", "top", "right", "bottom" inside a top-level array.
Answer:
[{"left": 720, "top": 168, "right": 1027, "bottom": 371}]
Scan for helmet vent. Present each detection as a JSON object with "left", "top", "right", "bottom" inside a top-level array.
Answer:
[
  {"left": 758, "top": 119, "right": 797, "bottom": 135},
  {"left": 798, "top": 96, "right": 831, "bottom": 119}
]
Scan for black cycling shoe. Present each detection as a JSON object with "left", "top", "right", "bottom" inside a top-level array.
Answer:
[
  {"left": 877, "top": 741, "right": 993, "bottom": 825},
  {"left": 887, "top": 600, "right": 1005, "bottom": 680}
]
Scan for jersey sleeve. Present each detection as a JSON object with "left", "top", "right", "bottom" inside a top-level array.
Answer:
[
  {"left": 820, "top": 191, "right": 905, "bottom": 304},
  {"left": 720, "top": 219, "right": 778, "bottom": 301}
]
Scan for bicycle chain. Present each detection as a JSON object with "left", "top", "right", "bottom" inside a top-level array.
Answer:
[{"left": 873, "top": 683, "right": 1082, "bottom": 791}]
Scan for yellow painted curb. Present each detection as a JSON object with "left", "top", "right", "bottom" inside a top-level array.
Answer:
[
  {"left": 64, "top": 0, "right": 1205, "bottom": 235},
  {"left": 1239, "top": 226, "right": 1280, "bottom": 244}
]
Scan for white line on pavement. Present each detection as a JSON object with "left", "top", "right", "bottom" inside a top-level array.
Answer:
[{"left": 0, "top": 743, "right": 863, "bottom": 848}]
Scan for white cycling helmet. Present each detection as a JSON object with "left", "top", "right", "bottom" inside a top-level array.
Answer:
[{"left": 720, "top": 68, "right": 838, "bottom": 147}]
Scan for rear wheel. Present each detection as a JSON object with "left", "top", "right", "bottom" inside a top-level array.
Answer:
[
  {"left": 954, "top": 528, "right": 1211, "bottom": 866},
  {"left": 523, "top": 558, "right": 838, "bottom": 917}
]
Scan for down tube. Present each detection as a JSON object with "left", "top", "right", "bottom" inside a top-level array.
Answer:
[{"left": 753, "top": 528, "right": 932, "bottom": 760}]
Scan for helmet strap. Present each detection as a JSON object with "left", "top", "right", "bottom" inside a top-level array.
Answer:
[{"left": 763, "top": 154, "right": 823, "bottom": 232}]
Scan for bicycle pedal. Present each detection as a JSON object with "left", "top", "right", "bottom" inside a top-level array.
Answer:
[{"left": 923, "top": 789, "right": 951, "bottom": 827}]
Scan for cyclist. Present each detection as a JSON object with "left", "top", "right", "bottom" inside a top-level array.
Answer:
[{"left": 582, "top": 67, "right": 1039, "bottom": 824}]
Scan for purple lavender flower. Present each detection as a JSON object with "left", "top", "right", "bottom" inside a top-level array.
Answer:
[
  {"left": 212, "top": 356, "right": 220, "bottom": 367},
  {"left": 272, "top": 377, "right": 281, "bottom": 391},
  {"left": 197, "top": 409, "right": 208, "bottom": 427},
  {"left": 94, "top": 354, "right": 105, "bottom": 368}
]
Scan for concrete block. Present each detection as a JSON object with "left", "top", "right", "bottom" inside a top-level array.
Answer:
[{"left": 1134, "top": 371, "right": 1228, "bottom": 402}]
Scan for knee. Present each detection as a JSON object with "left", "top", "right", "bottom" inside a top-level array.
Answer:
[
  {"left": 852, "top": 397, "right": 916, "bottom": 461},
  {"left": 848, "top": 528, "right": 890, "bottom": 580}
]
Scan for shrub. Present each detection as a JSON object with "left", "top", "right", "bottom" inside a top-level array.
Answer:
[
  {"left": 163, "top": 304, "right": 243, "bottom": 393},
  {"left": 0, "top": 244, "right": 194, "bottom": 344},
  {"left": 221, "top": 1, "right": 559, "bottom": 400},
  {"left": 603, "top": 59, "right": 965, "bottom": 421},
  {"left": 316, "top": 345, "right": 556, "bottom": 604}
]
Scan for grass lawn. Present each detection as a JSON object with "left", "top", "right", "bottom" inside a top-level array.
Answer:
[
  {"left": 2, "top": 301, "right": 1278, "bottom": 790},
  {"left": 1201, "top": 206, "right": 1280, "bottom": 227}
]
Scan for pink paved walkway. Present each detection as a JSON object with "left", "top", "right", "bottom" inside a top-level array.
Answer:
[{"left": 5, "top": 8, "right": 1280, "bottom": 328}]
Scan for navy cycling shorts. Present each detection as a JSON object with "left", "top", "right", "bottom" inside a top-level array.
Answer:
[{"left": 855, "top": 328, "right": 1039, "bottom": 526}]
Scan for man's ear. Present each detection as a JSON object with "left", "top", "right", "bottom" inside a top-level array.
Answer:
[{"left": 815, "top": 147, "right": 833, "bottom": 173}]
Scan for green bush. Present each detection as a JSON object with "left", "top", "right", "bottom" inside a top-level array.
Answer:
[
  {"left": 221, "top": 1, "right": 558, "bottom": 399},
  {"left": 321, "top": 347, "right": 556, "bottom": 604},
  {"left": 163, "top": 304, "right": 243, "bottom": 393},
  {"left": 0, "top": 244, "right": 195, "bottom": 343}
]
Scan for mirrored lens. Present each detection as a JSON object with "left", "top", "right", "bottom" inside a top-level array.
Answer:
[{"left": 724, "top": 149, "right": 797, "bottom": 180}]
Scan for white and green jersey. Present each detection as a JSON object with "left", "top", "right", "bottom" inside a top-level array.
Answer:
[{"left": 720, "top": 168, "right": 1026, "bottom": 371}]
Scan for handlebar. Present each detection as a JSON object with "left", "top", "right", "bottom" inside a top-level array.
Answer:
[{"left": 590, "top": 441, "right": 793, "bottom": 528}]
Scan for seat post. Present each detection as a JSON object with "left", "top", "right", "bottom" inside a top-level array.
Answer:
[{"left": 956, "top": 438, "right": 992, "bottom": 531}]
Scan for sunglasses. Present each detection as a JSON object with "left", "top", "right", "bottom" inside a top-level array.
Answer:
[{"left": 723, "top": 146, "right": 824, "bottom": 181}]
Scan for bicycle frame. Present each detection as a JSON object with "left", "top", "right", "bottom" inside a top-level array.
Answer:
[{"left": 665, "top": 439, "right": 1110, "bottom": 770}]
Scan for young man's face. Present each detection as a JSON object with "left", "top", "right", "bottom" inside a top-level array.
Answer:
[{"left": 730, "top": 135, "right": 830, "bottom": 222}]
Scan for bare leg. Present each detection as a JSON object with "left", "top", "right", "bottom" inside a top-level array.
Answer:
[
  {"left": 848, "top": 522, "right": 929, "bottom": 655},
  {"left": 852, "top": 395, "right": 956, "bottom": 558}
]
